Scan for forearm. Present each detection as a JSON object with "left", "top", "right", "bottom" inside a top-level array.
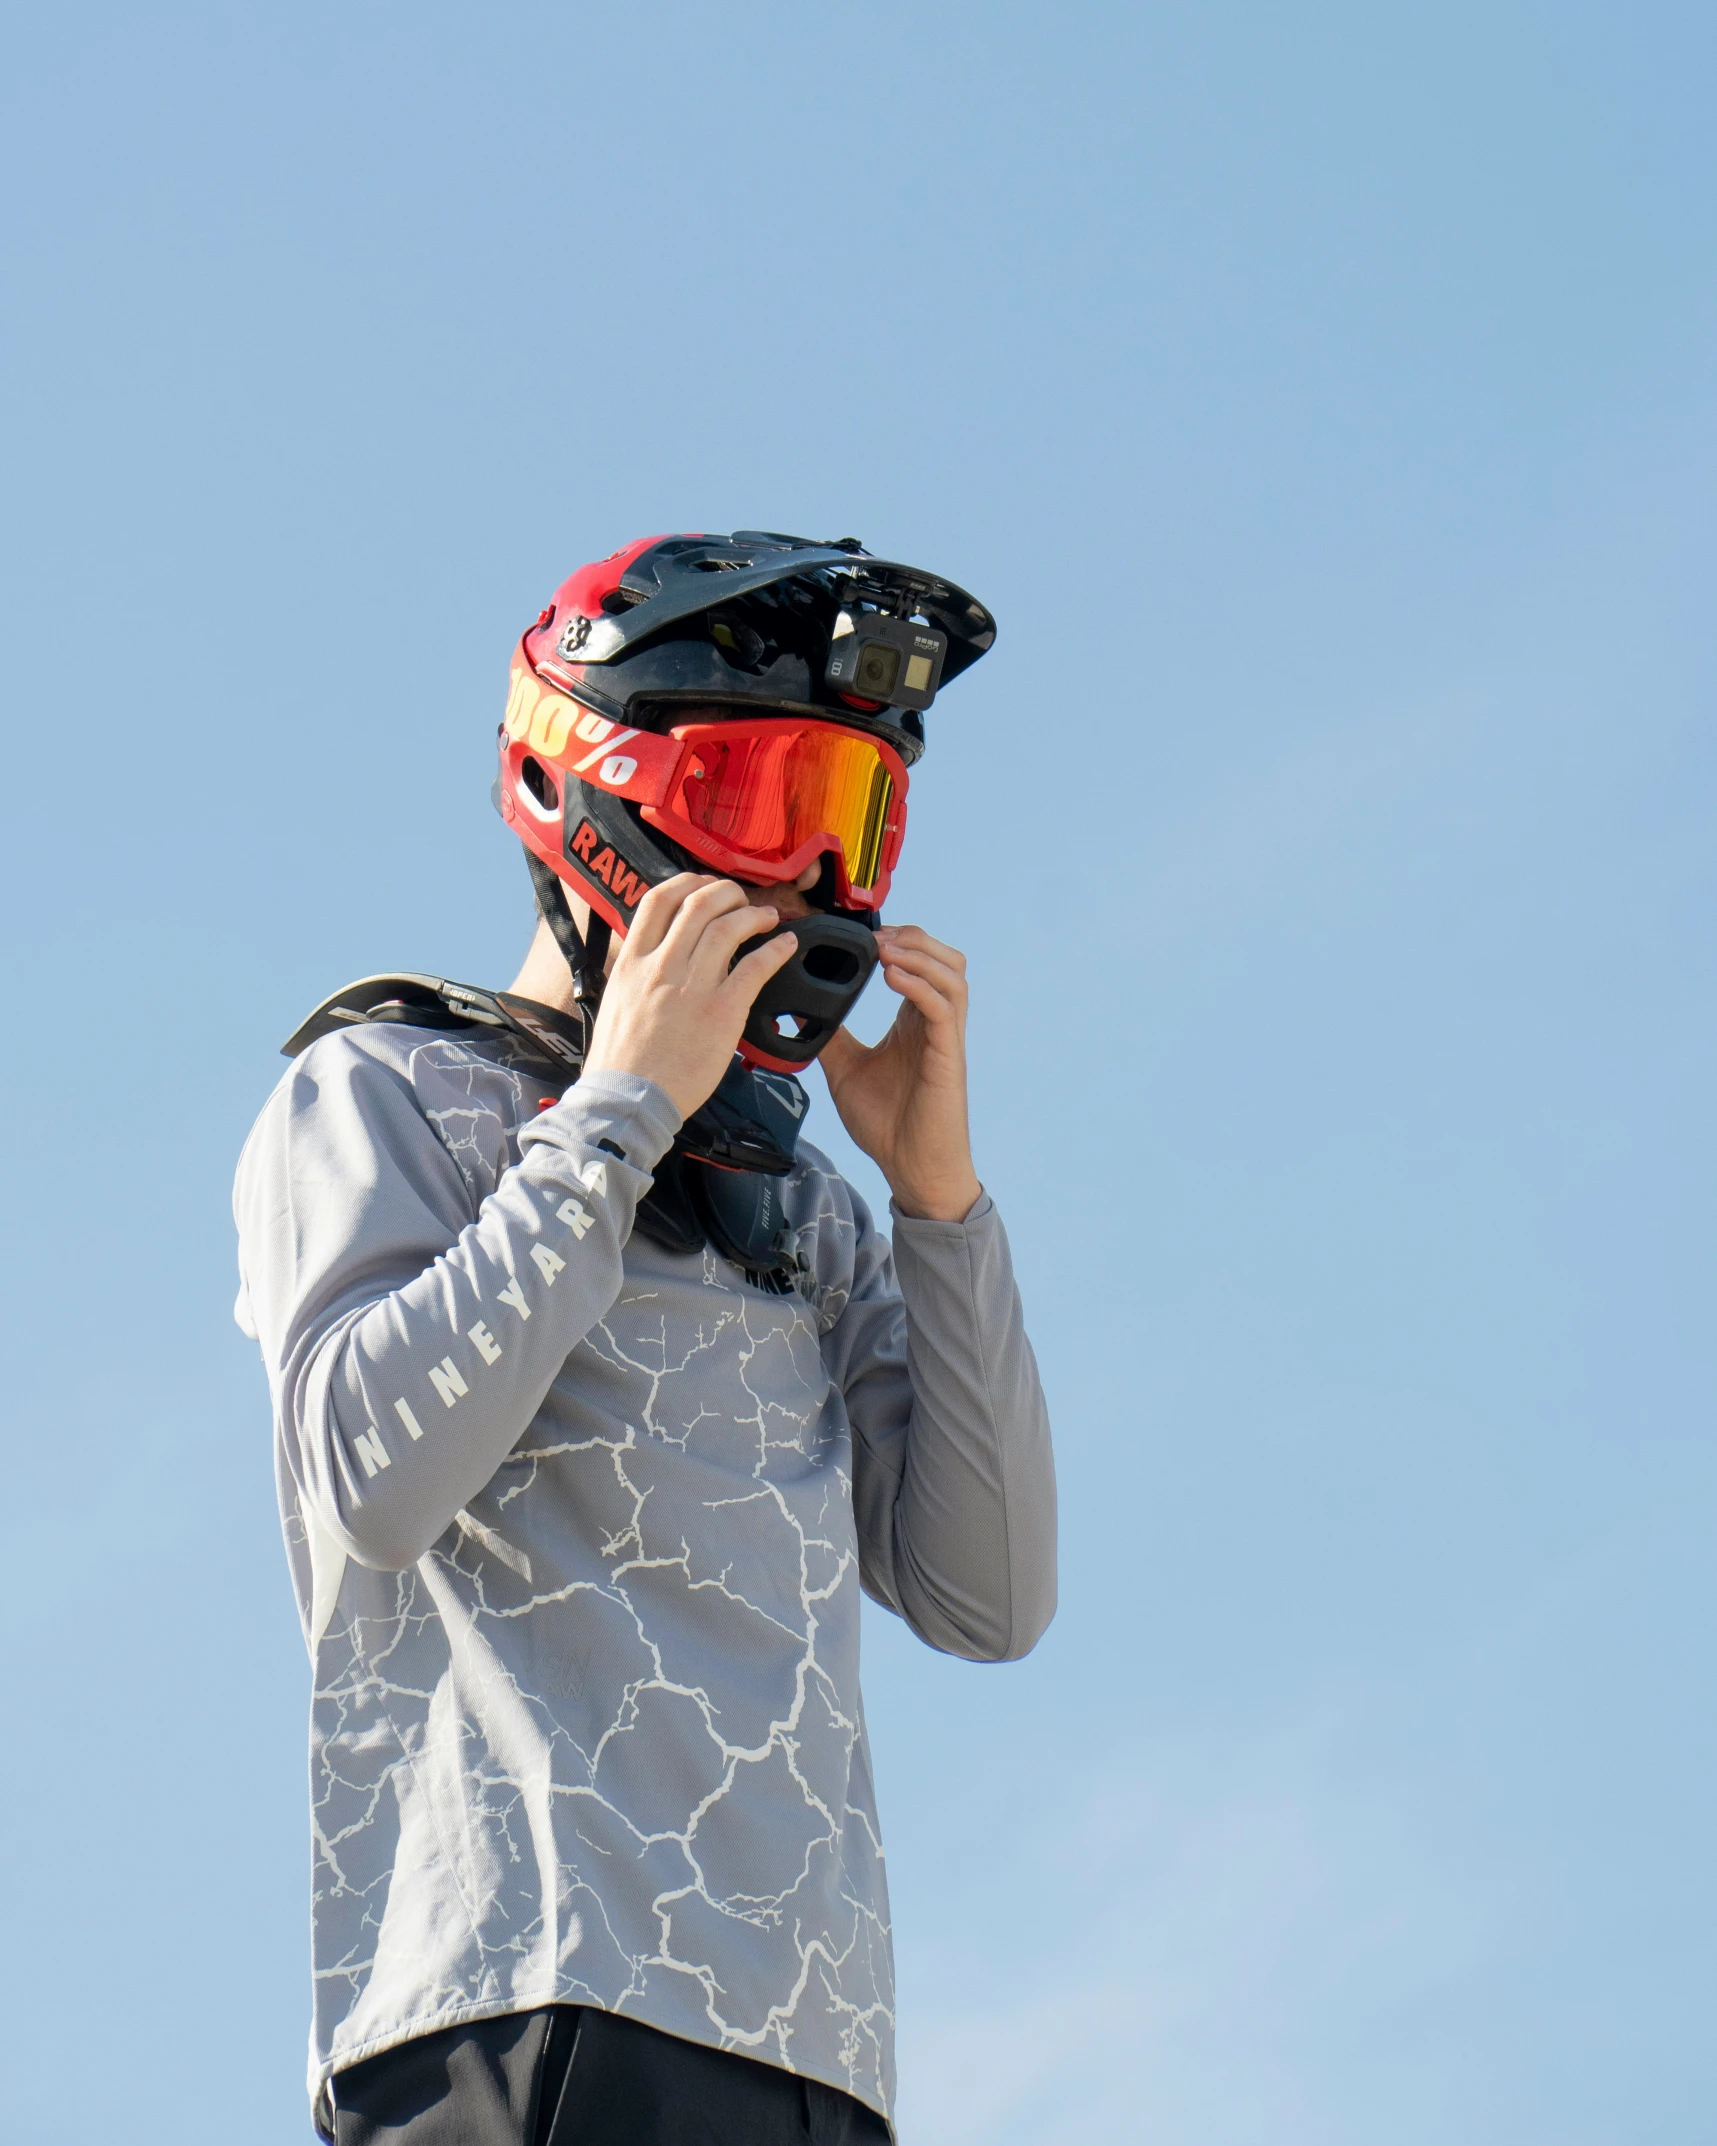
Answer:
[
  {"left": 854, "top": 1198, "right": 1057, "bottom": 1660},
  {"left": 277, "top": 1073, "right": 677, "bottom": 1569}
]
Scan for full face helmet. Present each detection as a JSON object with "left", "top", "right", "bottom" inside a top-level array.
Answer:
[{"left": 498, "top": 534, "right": 995, "bottom": 1048}]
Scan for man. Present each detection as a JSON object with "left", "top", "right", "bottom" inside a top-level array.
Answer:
[{"left": 234, "top": 532, "right": 1056, "bottom": 2144}]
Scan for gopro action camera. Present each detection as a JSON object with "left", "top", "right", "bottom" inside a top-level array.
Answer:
[{"left": 824, "top": 609, "right": 948, "bottom": 712}]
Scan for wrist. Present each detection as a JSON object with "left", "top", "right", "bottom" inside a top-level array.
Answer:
[
  {"left": 520, "top": 1066, "right": 683, "bottom": 1174},
  {"left": 584, "top": 1057, "right": 687, "bottom": 1120},
  {"left": 887, "top": 1169, "right": 983, "bottom": 1224}
]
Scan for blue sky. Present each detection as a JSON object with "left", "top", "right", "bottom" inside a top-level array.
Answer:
[{"left": 2, "top": 4, "right": 1713, "bottom": 2140}]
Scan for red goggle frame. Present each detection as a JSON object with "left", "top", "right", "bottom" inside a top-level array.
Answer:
[{"left": 503, "top": 660, "right": 909, "bottom": 908}]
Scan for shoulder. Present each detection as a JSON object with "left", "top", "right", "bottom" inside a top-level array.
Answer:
[
  {"left": 258, "top": 1022, "right": 545, "bottom": 1120},
  {"left": 241, "top": 1024, "right": 432, "bottom": 1150},
  {"left": 237, "top": 1024, "right": 535, "bottom": 1191},
  {"left": 234, "top": 1028, "right": 425, "bottom": 1198},
  {"left": 232, "top": 1026, "right": 508, "bottom": 1277},
  {"left": 279, "top": 1019, "right": 426, "bottom": 1089}
]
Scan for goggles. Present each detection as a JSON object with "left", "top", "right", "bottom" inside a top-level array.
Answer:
[
  {"left": 656, "top": 717, "right": 905, "bottom": 903},
  {"left": 507, "top": 663, "right": 909, "bottom": 907}
]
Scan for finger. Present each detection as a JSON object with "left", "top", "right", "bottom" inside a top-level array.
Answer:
[
  {"left": 878, "top": 944, "right": 968, "bottom": 1011},
  {"left": 624, "top": 873, "right": 718, "bottom": 958},
  {"left": 880, "top": 958, "right": 965, "bottom": 1033},
  {"left": 722, "top": 929, "right": 799, "bottom": 1007},
  {"left": 874, "top": 924, "right": 966, "bottom": 974},
  {"left": 653, "top": 875, "right": 750, "bottom": 964},
  {"left": 690, "top": 899, "right": 783, "bottom": 979}
]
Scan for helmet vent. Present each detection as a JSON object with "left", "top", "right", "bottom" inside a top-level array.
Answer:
[
  {"left": 520, "top": 756, "right": 560, "bottom": 813},
  {"left": 709, "top": 613, "right": 768, "bottom": 669}
]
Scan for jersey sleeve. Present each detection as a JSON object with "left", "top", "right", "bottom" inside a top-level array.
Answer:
[
  {"left": 824, "top": 1189, "right": 1057, "bottom": 1662},
  {"left": 233, "top": 1033, "right": 681, "bottom": 1572}
]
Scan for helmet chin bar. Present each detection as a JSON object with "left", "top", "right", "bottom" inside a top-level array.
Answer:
[{"left": 734, "top": 914, "right": 879, "bottom": 1072}]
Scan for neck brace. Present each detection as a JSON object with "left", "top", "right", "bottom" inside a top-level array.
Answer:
[{"left": 281, "top": 974, "right": 812, "bottom": 1291}]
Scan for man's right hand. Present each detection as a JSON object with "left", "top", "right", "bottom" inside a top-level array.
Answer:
[{"left": 580, "top": 875, "right": 796, "bottom": 1121}]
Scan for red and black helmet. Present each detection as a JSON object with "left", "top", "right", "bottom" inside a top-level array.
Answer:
[{"left": 497, "top": 532, "right": 995, "bottom": 946}]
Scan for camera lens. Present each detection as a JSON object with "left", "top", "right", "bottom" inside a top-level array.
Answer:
[{"left": 854, "top": 641, "right": 901, "bottom": 698}]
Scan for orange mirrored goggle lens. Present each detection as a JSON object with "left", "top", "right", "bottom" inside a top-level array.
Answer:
[{"left": 667, "top": 725, "right": 900, "bottom": 893}]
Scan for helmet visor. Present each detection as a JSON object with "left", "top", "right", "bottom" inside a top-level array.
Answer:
[{"left": 649, "top": 719, "right": 907, "bottom": 903}]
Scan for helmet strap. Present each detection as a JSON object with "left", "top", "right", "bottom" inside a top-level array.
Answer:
[{"left": 525, "top": 850, "right": 611, "bottom": 1028}]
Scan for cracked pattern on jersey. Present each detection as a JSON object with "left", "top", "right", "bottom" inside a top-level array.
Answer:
[{"left": 296, "top": 1038, "right": 896, "bottom": 2113}]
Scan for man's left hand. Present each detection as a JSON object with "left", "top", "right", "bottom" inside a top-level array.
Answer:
[{"left": 818, "top": 924, "right": 983, "bottom": 1223}]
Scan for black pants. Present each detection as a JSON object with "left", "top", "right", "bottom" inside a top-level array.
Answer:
[{"left": 329, "top": 2005, "right": 893, "bottom": 2146}]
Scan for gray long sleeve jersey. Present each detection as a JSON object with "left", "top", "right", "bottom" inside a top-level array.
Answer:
[{"left": 232, "top": 1019, "right": 1056, "bottom": 2130}]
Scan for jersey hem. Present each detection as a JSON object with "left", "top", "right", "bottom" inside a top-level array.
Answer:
[{"left": 313, "top": 1987, "right": 894, "bottom": 2128}]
